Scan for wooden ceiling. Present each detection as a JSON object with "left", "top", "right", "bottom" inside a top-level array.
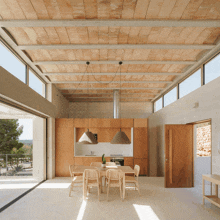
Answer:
[{"left": 0, "top": 0, "right": 220, "bottom": 103}]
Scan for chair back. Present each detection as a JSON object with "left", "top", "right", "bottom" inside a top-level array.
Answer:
[
  {"left": 90, "top": 162, "right": 102, "bottom": 167},
  {"left": 134, "top": 165, "right": 140, "bottom": 177},
  {"left": 69, "top": 165, "right": 75, "bottom": 177},
  {"left": 84, "top": 169, "right": 99, "bottom": 181},
  {"left": 106, "top": 169, "right": 122, "bottom": 181},
  {"left": 106, "top": 162, "right": 117, "bottom": 166}
]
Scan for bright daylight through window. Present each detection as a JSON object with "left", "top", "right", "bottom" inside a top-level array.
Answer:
[
  {"left": 164, "top": 87, "right": 177, "bottom": 107},
  {"left": 205, "top": 53, "right": 220, "bottom": 84},
  {"left": 0, "top": 42, "right": 25, "bottom": 83},
  {"left": 154, "top": 97, "right": 162, "bottom": 112}
]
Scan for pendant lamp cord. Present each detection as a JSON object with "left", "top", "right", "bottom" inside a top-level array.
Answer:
[{"left": 119, "top": 61, "right": 122, "bottom": 130}]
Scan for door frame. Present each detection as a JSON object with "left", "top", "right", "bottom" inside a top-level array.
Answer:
[{"left": 187, "top": 119, "right": 212, "bottom": 187}]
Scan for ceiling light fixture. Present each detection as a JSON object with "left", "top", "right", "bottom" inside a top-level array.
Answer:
[
  {"left": 78, "top": 61, "right": 98, "bottom": 145},
  {"left": 111, "top": 61, "right": 131, "bottom": 145}
]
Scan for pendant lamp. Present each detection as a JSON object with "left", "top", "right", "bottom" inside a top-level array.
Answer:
[
  {"left": 78, "top": 61, "right": 98, "bottom": 145},
  {"left": 110, "top": 61, "right": 131, "bottom": 145}
]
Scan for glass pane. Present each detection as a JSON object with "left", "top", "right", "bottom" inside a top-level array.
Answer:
[
  {"left": 164, "top": 87, "right": 177, "bottom": 107},
  {"left": 0, "top": 43, "right": 25, "bottom": 83},
  {"left": 154, "top": 97, "right": 162, "bottom": 112},
  {"left": 179, "top": 69, "right": 201, "bottom": 99},
  {"left": 29, "top": 70, "right": 45, "bottom": 97},
  {"left": 205, "top": 53, "right": 220, "bottom": 84}
]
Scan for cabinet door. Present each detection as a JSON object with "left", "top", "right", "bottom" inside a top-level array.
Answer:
[
  {"left": 124, "top": 157, "right": 134, "bottom": 169},
  {"left": 134, "top": 158, "right": 148, "bottom": 176},
  {"left": 55, "top": 119, "right": 74, "bottom": 177},
  {"left": 134, "top": 118, "right": 148, "bottom": 127},
  {"left": 133, "top": 127, "right": 148, "bottom": 159}
]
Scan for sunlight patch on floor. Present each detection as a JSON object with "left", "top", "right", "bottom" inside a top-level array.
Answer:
[
  {"left": 37, "top": 183, "right": 71, "bottom": 189},
  {"left": 133, "top": 204, "right": 160, "bottom": 220},
  {"left": 76, "top": 200, "right": 87, "bottom": 220}
]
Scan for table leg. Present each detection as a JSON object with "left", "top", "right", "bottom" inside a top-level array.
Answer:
[
  {"left": 216, "top": 184, "right": 218, "bottom": 197},
  {"left": 203, "top": 179, "right": 205, "bottom": 205}
]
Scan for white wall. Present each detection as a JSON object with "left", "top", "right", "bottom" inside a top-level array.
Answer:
[
  {"left": 33, "top": 117, "right": 46, "bottom": 181},
  {"left": 149, "top": 76, "right": 220, "bottom": 177},
  {"left": 69, "top": 102, "right": 152, "bottom": 118}
]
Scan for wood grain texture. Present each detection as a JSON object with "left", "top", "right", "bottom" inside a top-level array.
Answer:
[
  {"left": 134, "top": 118, "right": 148, "bottom": 127},
  {"left": 133, "top": 127, "right": 148, "bottom": 159},
  {"left": 134, "top": 158, "right": 148, "bottom": 176},
  {"left": 124, "top": 157, "right": 134, "bottom": 168},
  {"left": 165, "top": 124, "right": 193, "bottom": 188},
  {"left": 55, "top": 118, "right": 74, "bottom": 177}
]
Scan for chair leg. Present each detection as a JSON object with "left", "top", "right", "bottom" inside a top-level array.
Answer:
[
  {"left": 136, "top": 182, "right": 140, "bottom": 196},
  {"left": 107, "top": 184, "right": 109, "bottom": 201},
  {"left": 98, "top": 185, "right": 100, "bottom": 201},
  {"left": 69, "top": 183, "right": 74, "bottom": 197},
  {"left": 119, "top": 184, "right": 122, "bottom": 201}
]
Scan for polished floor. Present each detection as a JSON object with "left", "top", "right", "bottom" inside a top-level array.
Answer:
[{"left": 0, "top": 177, "right": 220, "bottom": 220}]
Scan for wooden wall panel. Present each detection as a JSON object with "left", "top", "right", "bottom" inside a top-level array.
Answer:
[
  {"left": 55, "top": 119, "right": 74, "bottom": 177},
  {"left": 75, "top": 157, "right": 102, "bottom": 166},
  {"left": 74, "top": 118, "right": 89, "bottom": 127},
  {"left": 133, "top": 127, "right": 148, "bottom": 159},
  {"left": 134, "top": 118, "right": 148, "bottom": 127},
  {"left": 124, "top": 157, "right": 134, "bottom": 168},
  {"left": 134, "top": 158, "right": 148, "bottom": 176}
]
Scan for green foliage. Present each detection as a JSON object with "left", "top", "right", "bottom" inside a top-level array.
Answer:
[
  {"left": 102, "top": 154, "right": 106, "bottom": 164},
  {"left": 0, "top": 119, "right": 23, "bottom": 154}
]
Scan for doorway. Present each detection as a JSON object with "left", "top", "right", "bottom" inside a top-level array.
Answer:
[{"left": 194, "top": 121, "right": 211, "bottom": 187}]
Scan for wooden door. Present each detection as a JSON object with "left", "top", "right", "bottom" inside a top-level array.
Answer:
[{"left": 165, "top": 124, "right": 193, "bottom": 188}]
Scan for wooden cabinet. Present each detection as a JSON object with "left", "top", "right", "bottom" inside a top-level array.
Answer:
[
  {"left": 124, "top": 157, "right": 134, "bottom": 169},
  {"left": 133, "top": 118, "right": 148, "bottom": 176},
  {"left": 55, "top": 119, "right": 74, "bottom": 177},
  {"left": 134, "top": 158, "right": 148, "bottom": 176},
  {"left": 133, "top": 127, "right": 148, "bottom": 159},
  {"left": 74, "top": 157, "right": 110, "bottom": 166}
]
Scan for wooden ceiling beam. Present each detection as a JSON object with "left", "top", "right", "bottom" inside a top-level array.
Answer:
[
  {"left": 57, "top": 87, "right": 164, "bottom": 90},
  {"left": 34, "top": 60, "right": 195, "bottom": 65},
  {"left": 43, "top": 72, "right": 181, "bottom": 76},
  {"left": 53, "top": 80, "right": 172, "bottom": 84},
  {"left": 19, "top": 44, "right": 214, "bottom": 50},
  {"left": 1, "top": 19, "right": 220, "bottom": 27},
  {"left": 62, "top": 92, "right": 159, "bottom": 95}
]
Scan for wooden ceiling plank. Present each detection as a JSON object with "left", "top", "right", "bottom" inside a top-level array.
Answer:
[
  {"left": 181, "top": 0, "right": 203, "bottom": 19},
  {"left": 84, "top": 0, "right": 97, "bottom": 19},
  {"left": 7, "top": 27, "right": 32, "bottom": 44},
  {"left": 69, "top": 0, "right": 85, "bottom": 19},
  {"left": 56, "top": 87, "right": 164, "bottom": 90},
  {"left": 110, "top": 0, "right": 123, "bottom": 19},
  {"left": 108, "top": 27, "right": 120, "bottom": 44},
  {"left": 118, "top": 27, "right": 130, "bottom": 44},
  {"left": 169, "top": 0, "right": 191, "bottom": 19},
  {"left": 99, "top": 49, "right": 108, "bottom": 61},
  {"left": 55, "top": 0, "right": 74, "bottom": 19},
  {"left": 97, "top": 0, "right": 110, "bottom": 19},
  {"left": 193, "top": 27, "right": 212, "bottom": 44},
  {"left": 138, "top": 27, "right": 152, "bottom": 44},
  {"left": 44, "top": 27, "right": 61, "bottom": 44},
  {"left": 121, "top": 0, "right": 137, "bottom": 19},
  {"left": 30, "top": 0, "right": 50, "bottom": 19},
  {"left": 204, "top": 27, "right": 220, "bottom": 44},
  {"left": 17, "top": 0, "right": 38, "bottom": 19},
  {"left": 146, "top": 0, "right": 164, "bottom": 19},
  {"left": 158, "top": 0, "right": 176, "bottom": 18},
  {"left": 98, "top": 26, "right": 109, "bottom": 44},
  {"left": 184, "top": 27, "right": 206, "bottom": 44},
  {"left": 133, "top": 0, "right": 150, "bottom": 19},
  {"left": 88, "top": 26, "right": 99, "bottom": 44},
  {"left": 4, "top": 0, "right": 26, "bottom": 19},
  {"left": 127, "top": 27, "right": 142, "bottom": 44},
  {"left": 43, "top": 0, "right": 62, "bottom": 19},
  {"left": 55, "top": 27, "right": 70, "bottom": 44},
  {"left": 0, "top": 0, "right": 14, "bottom": 19}
]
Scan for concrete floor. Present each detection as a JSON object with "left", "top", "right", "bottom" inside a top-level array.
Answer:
[{"left": 0, "top": 177, "right": 220, "bottom": 220}]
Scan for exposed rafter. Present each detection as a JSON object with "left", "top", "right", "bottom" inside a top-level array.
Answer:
[
  {"left": 43, "top": 72, "right": 181, "bottom": 76},
  {"left": 34, "top": 60, "right": 196, "bottom": 65},
  {"left": 1, "top": 19, "right": 220, "bottom": 27},
  {"left": 66, "top": 96, "right": 153, "bottom": 100},
  {"left": 53, "top": 80, "right": 172, "bottom": 84},
  {"left": 57, "top": 87, "right": 164, "bottom": 90},
  {"left": 62, "top": 92, "right": 159, "bottom": 95},
  {"left": 18, "top": 44, "right": 215, "bottom": 50}
]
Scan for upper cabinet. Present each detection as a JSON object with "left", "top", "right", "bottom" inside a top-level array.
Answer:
[{"left": 134, "top": 118, "right": 148, "bottom": 128}]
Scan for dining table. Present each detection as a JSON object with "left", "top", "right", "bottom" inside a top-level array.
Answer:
[{"left": 71, "top": 165, "right": 135, "bottom": 200}]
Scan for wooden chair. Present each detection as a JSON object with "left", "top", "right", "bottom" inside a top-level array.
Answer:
[
  {"left": 106, "top": 169, "right": 123, "bottom": 201},
  {"left": 124, "top": 164, "right": 140, "bottom": 195},
  {"left": 69, "top": 165, "right": 83, "bottom": 197},
  {"left": 83, "top": 169, "right": 102, "bottom": 201},
  {"left": 106, "top": 162, "right": 117, "bottom": 166},
  {"left": 90, "top": 162, "right": 102, "bottom": 167}
]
